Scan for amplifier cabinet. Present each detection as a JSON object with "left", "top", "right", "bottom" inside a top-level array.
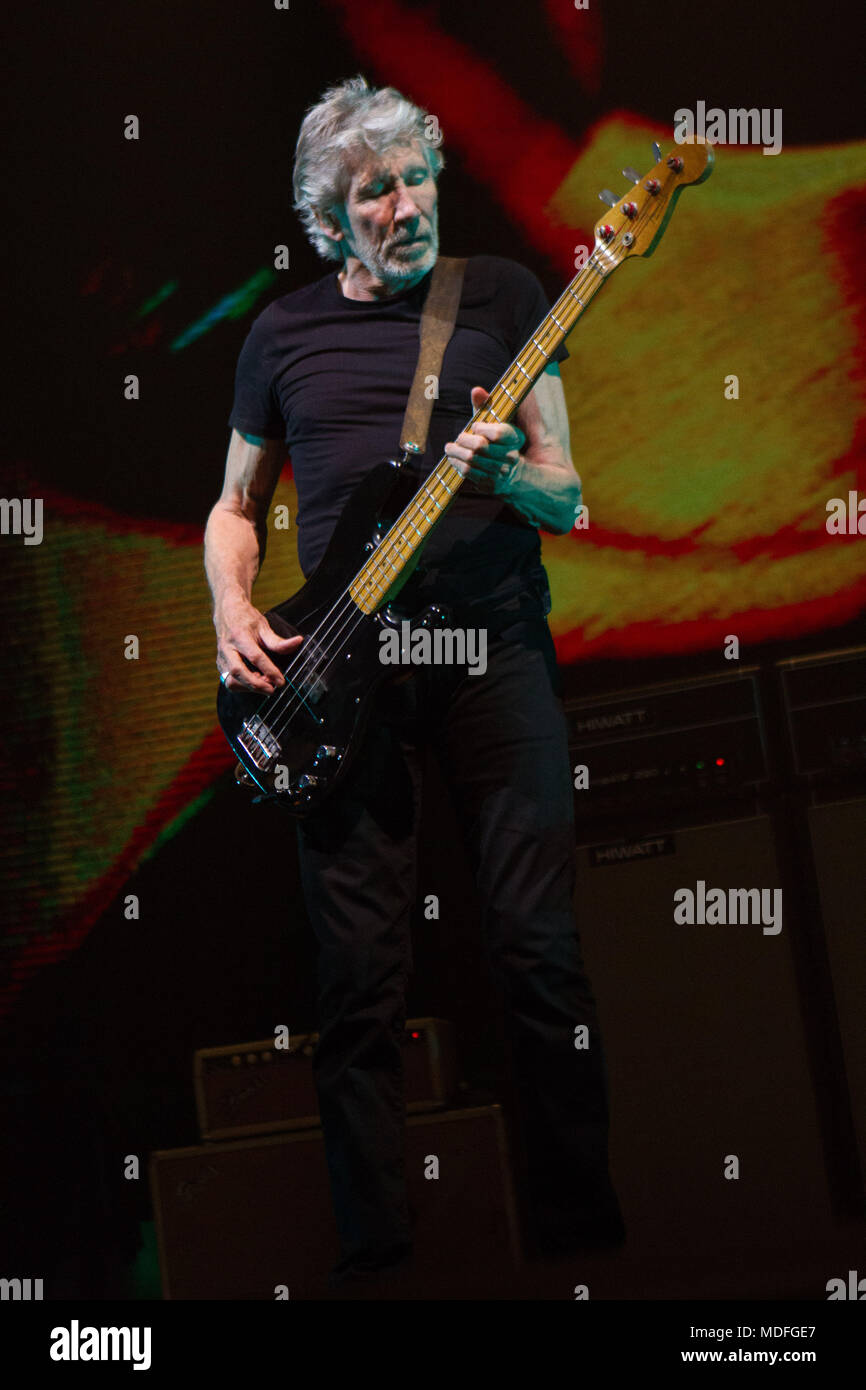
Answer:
[
  {"left": 574, "top": 812, "right": 836, "bottom": 1253},
  {"left": 564, "top": 668, "right": 767, "bottom": 819},
  {"left": 778, "top": 646, "right": 866, "bottom": 780},
  {"left": 194, "top": 1017, "right": 458, "bottom": 1142},
  {"left": 150, "top": 1103, "right": 521, "bottom": 1299},
  {"left": 807, "top": 795, "right": 866, "bottom": 1179}
]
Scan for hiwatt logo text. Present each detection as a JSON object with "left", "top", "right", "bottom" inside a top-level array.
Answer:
[
  {"left": 590, "top": 835, "right": 675, "bottom": 866},
  {"left": 49, "top": 1321, "right": 152, "bottom": 1371},
  {"left": 0, "top": 1277, "right": 43, "bottom": 1300}
]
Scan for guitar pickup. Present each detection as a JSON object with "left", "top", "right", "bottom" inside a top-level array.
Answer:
[
  {"left": 238, "top": 715, "right": 280, "bottom": 769},
  {"left": 293, "top": 637, "right": 328, "bottom": 705}
]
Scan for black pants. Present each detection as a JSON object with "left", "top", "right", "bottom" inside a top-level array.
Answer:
[{"left": 296, "top": 613, "right": 624, "bottom": 1275}]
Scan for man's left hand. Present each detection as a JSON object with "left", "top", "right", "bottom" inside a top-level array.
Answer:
[{"left": 444, "top": 386, "right": 525, "bottom": 495}]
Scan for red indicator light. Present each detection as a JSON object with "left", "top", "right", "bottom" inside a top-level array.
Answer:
[
  {"left": 715, "top": 758, "right": 725, "bottom": 766},
  {"left": 411, "top": 1032, "right": 419, "bottom": 1039}
]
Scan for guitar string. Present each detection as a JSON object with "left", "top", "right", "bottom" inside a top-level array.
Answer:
[
  {"left": 237, "top": 203, "right": 658, "bottom": 760},
  {"left": 263, "top": 469, "right": 470, "bottom": 743},
  {"left": 262, "top": 462, "right": 466, "bottom": 738},
  {"left": 256, "top": 230, "right": 629, "bottom": 751}
]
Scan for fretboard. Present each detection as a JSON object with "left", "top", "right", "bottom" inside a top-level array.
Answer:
[{"left": 348, "top": 252, "right": 611, "bottom": 615}]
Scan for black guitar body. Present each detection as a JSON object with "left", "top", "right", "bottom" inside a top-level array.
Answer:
[{"left": 216, "top": 458, "right": 446, "bottom": 815}]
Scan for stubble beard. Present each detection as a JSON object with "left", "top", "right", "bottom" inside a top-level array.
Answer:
[{"left": 354, "top": 208, "right": 440, "bottom": 290}]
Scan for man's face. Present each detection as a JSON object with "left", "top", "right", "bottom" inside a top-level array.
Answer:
[{"left": 332, "top": 141, "right": 439, "bottom": 286}]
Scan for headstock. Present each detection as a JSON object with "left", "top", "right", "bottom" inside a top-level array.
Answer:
[{"left": 593, "top": 137, "right": 713, "bottom": 266}]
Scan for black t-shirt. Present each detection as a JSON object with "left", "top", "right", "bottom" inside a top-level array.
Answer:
[{"left": 227, "top": 254, "right": 569, "bottom": 619}]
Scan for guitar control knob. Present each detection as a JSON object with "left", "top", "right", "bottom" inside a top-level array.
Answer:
[
  {"left": 293, "top": 774, "right": 319, "bottom": 793},
  {"left": 666, "top": 155, "right": 684, "bottom": 172},
  {"left": 314, "top": 745, "right": 342, "bottom": 762},
  {"left": 622, "top": 201, "right": 638, "bottom": 219}
]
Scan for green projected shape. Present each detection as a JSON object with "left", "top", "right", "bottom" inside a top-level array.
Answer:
[
  {"left": 170, "top": 268, "right": 278, "bottom": 351},
  {"left": 135, "top": 280, "right": 179, "bottom": 318}
]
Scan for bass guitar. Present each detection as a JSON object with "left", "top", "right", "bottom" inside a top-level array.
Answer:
[{"left": 217, "top": 137, "right": 713, "bottom": 813}]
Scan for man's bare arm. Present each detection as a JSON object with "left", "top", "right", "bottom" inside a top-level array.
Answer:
[
  {"left": 445, "top": 364, "right": 582, "bottom": 534},
  {"left": 511, "top": 364, "right": 581, "bottom": 532},
  {"left": 204, "top": 429, "right": 302, "bottom": 693}
]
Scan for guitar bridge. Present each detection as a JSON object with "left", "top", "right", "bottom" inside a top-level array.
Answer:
[{"left": 238, "top": 714, "right": 280, "bottom": 769}]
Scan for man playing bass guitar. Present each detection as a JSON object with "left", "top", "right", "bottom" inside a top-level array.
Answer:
[{"left": 204, "top": 74, "right": 624, "bottom": 1290}]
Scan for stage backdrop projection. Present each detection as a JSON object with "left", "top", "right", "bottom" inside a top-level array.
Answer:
[{"left": 2, "top": 0, "right": 864, "bottom": 1015}]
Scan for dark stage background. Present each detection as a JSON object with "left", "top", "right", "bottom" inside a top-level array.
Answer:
[{"left": 2, "top": 0, "right": 865, "bottom": 1303}]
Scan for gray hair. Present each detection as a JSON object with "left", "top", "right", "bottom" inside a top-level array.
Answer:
[{"left": 292, "top": 75, "right": 445, "bottom": 263}]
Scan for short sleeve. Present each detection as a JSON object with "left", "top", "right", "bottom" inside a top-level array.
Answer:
[
  {"left": 507, "top": 262, "right": 570, "bottom": 367},
  {"left": 227, "top": 306, "right": 285, "bottom": 440}
]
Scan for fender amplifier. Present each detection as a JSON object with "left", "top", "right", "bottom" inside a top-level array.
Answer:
[
  {"left": 150, "top": 1103, "right": 521, "bottom": 1299},
  {"left": 194, "top": 1016, "right": 458, "bottom": 1141}
]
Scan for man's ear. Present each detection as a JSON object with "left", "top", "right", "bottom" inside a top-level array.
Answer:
[{"left": 315, "top": 210, "right": 344, "bottom": 245}]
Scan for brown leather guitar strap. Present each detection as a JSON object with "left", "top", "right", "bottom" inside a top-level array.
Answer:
[{"left": 399, "top": 255, "right": 467, "bottom": 457}]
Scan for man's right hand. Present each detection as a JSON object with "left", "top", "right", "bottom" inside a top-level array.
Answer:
[{"left": 215, "top": 597, "right": 303, "bottom": 694}]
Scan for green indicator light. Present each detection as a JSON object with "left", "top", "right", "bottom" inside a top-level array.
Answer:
[{"left": 695, "top": 760, "right": 705, "bottom": 770}]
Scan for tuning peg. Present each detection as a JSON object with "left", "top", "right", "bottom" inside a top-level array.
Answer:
[
  {"left": 598, "top": 189, "right": 618, "bottom": 208},
  {"left": 652, "top": 141, "right": 661, "bottom": 163},
  {"left": 622, "top": 166, "right": 641, "bottom": 184}
]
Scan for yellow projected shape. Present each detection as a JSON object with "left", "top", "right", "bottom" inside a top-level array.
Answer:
[{"left": 542, "top": 118, "right": 866, "bottom": 652}]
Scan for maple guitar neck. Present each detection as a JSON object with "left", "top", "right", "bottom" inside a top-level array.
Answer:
[
  {"left": 347, "top": 266, "right": 605, "bottom": 617},
  {"left": 348, "top": 137, "right": 713, "bottom": 617}
]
